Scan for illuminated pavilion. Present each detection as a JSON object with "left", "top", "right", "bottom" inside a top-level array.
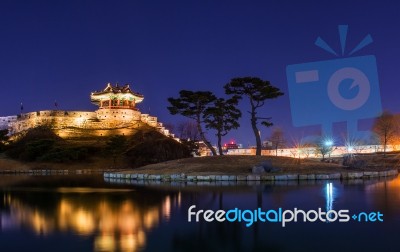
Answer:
[{"left": 90, "top": 83, "right": 144, "bottom": 110}]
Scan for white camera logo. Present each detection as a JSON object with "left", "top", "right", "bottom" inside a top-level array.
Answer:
[
  {"left": 286, "top": 25, "right": 382, "bottom": 137},
  {"left": 328, "top": 67, "right": 370, "bottom": 111}
]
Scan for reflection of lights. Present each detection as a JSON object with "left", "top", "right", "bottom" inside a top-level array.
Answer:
[
  {"left": 121, "top": 201, "right": 133, "bottom": 212},
  {"left": 136, "top": 231, "right": 146, "bottom": 250},
  {"left": 2, "top": 193, "right": 174, "bottom": 251},
  {"left": 73, "top": 209, "right": 95, "bottom": 235},
  {"left": 120, "top": 231, "right": 146, "bottom": 252},
  {"left": 32, "top": 211, "right": 50, "bottom": 234},
  {"left": 59, "top": 200, "right": 72, "bottom": 215},
  {"left": 94, "top": 234, "right": 115, "bottom": 252},
  {"left": 326, "top": 183, "right": 334, "bottom": 214},
  {"left": 119, "top": 213, "right": 138, "bottom": 234},
  {"left": 120, "top": 234, "right": 136, "bottom": 252},
  {"left": 99, "top": 213, "right": 115, "bottom": 233},
  {"left": 144, "top": 209, "right": 159, "bottom": 229},
  {"left": 162, "top": 196, "right": 171, "bottom": 221}
]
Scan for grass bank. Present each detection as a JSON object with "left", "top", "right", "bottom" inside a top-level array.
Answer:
[{"left": 128, "top": 155, "right": 398, "bottom": 175}]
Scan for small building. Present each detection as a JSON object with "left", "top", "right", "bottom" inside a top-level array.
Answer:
[
  {"left": 224, "top": 142, "right": 239, "bottom": 150},
  {"left": 91, "top": 83, "right": 144, "bottom": 110}
]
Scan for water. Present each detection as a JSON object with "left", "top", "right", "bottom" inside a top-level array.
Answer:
[{"left": 0, "top": 175, "right": 399, "bottom": 252}]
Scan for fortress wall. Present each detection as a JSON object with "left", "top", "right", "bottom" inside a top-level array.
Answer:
[
  {"left": 17, "top": 110, "right": 97, "bottom": 118},
  {"left": 96, "top": 108, "right": 141, "bottom": 121},
  {"left": 9, "top": 110, "right": 99, "bottom": 134},
  {"left": 141, "top": 114, "right": 158, "bottom": 127},
  {"left": 0, "top": 116, "right": 17, "bottom": 130},
  {"left": 1, "top": 109, "right": 177, "bottom": 140}
]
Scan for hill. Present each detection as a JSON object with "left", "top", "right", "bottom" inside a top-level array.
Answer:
[{"left": 1, "top": 124, "right": 191, "bottom": 170}]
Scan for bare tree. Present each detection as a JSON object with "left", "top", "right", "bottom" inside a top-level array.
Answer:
[
  {"left": 369, "top": 132, "right": 381, "bottom": 152},
  {"left": 269, "top": 127, "right": 285, "bottom": 156},
  {"left": 185, "top": 120, "right": 200, "bottom": 141},
  {"left": 314, "top": 136, "right": 334, "bottom": 160},
  {"left": 175, "top": 120, "right": 200, "bottom": 141},
  {"left": 372, "top": 111, "right": 399, "bottom": 156},
  {"left": 289, "top": 148, "right": 297, "bottom": 158},
  {"left": 301, "top": 143, "right": 314, "bottom": 158},
  {"left": 176, "top": 121, "right": 186, "bottom": 139},
  {"left": 343, "top": 135, "right": 368, "bottom": 154}
]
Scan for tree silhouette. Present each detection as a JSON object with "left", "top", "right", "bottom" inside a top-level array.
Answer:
[
  {"left": 315, "top": 136, "right": 333, "bottom": 160},
  {"left": 176, "top": 120, "right": 199, "bottom": 141},
  {"left": 372, "top": 111, "right": 399, "bottom": 156},
  {"left": 269, "top": 127, "right": 285, "bottom": 156},
  {"left": 224, "top": 77, "right": 283, "bottom": 155},
  {"left": 168, "top": 90, "right": 217, "bottom": 155},
  {"left": 204, "top": 98, "right": 241, "bottom": 155}
]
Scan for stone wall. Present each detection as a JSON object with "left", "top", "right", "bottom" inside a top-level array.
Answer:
[
  {"left": 9, "top": 110, "right": 98, "bottom": 134},
  {"left": 0, "top": 116, "right": 17, "bottom": 130},
  {"left": 140, "top": 114, "right": 158, "bottom": 127},
  {"left": 0, "top": 108, "right": 177, "bottom": 140},
  {"left": 96, "top": 108, "right": 141, "bottom": 122}
]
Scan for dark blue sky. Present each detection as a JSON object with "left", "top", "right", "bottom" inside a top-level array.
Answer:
[{"left": 0, "top": 0, "right": 399, "bottom": 145}]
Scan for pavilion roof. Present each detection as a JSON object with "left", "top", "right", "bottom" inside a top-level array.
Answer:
[{"left": 91, "top": 83, "right": 144, "bottom": 98}]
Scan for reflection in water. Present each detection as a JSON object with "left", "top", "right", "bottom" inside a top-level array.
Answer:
[
  {"left": 0, "top": 189, "right": 180, "bottom": 252},
  {"left": 1, "top": 176, "right": 400, "bottom": 252},
  {"left": 326, "top": 182, "right": 334, "bottom": 212}
]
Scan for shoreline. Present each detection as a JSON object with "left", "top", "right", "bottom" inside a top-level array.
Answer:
[
  {"left": 0, "top": 168, "right": 396, "bottom": 180},
  {"left": 104, "top": 169, "right": 399, "bottom": 181},
  {"left": 0, "top": 168, "right": 120, "bottom": 175},
  {"left": 1, "top": 155, "right": 399, "bottom": 181}
]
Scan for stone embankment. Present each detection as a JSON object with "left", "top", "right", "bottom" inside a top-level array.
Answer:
[{"left": 104, "top": 169, "right": 398, "bottom": 182}]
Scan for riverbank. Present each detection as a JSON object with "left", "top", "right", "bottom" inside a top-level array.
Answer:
[
  {"left": 1, "top": 154, "right": 398, "bottom": 180},
  {"left": 104, "top": 155, "right": 399, "bottom": 181},
  {"left": 0, "top": 155, "right": 124, "bottom": 172}
]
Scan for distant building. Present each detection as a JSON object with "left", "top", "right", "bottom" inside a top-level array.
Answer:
[
  {"left": 262, "top": 140, "right": 273, "bottom": 148},
  {"left": 224, "top": 142, "right": 239, "bottom": 150},
  {"left": 0, "top": 83, "right": 177, "bottom": 140}
]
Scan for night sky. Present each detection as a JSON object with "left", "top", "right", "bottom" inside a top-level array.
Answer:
[{"left": 0, "top": 0, "right": 399, "bottom": 146}]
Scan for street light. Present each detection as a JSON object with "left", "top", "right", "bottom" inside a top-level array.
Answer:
[
  {"left": 324, "top": 140, "right": 333, "bottom": 147},
  {"left": 324, "top": 138, "right": 334, "bottom": 159}
]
